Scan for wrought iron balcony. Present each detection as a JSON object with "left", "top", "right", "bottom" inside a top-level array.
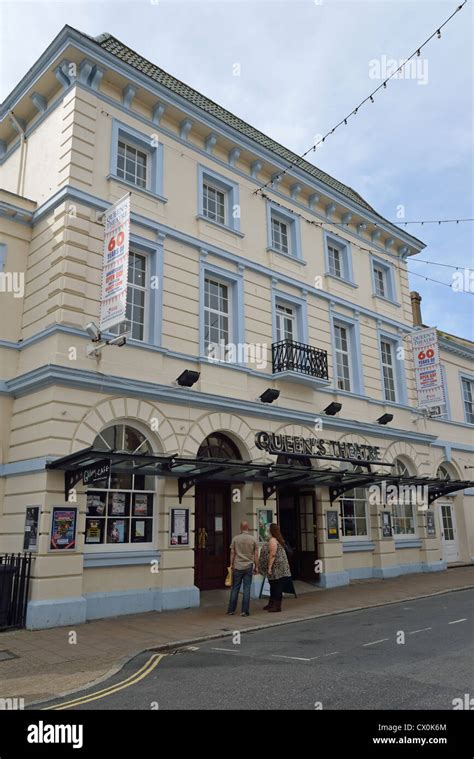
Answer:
[{"left": 272, "top": 339, "right": 329, "bottom": 380}]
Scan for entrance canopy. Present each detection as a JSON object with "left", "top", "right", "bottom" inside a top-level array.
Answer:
[{"left": 47, "top": 447, "right": 473, "bottom": 505}]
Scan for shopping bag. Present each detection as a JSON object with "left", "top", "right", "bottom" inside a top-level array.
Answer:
[{"left": 225, "top": 566, "right": 233, "bottom": 587}]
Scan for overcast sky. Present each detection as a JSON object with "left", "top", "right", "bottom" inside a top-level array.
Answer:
[{"left": 1, "top": 0, "right": 472, "bottom": 339}]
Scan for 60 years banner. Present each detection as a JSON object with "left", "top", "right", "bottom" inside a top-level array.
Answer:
[
  {"left": 99, "top": 193, "right": 131, "bottom": 332},
  {"left": 410, "top": 327, "right": 445, "bottom": 409}
]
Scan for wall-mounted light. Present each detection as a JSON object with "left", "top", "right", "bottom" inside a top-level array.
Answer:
[
  {"left": 323, "top": 402, "right": 342, "bottom": 416},
  {"left": 259, "top": 388, "right": 280, "bottom": 404},
  {"left": 377, "top": 413, "right": 394, "bottom": 425},
  {"left": 176, "top": 370, "right": 200, "bottom": 387}
]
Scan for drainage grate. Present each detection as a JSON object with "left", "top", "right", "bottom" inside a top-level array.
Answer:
[{"left": 0, "top": 650, "right": 18, "bottom": 662}]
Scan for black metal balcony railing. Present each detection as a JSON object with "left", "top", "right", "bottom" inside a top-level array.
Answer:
[{"left": 272, "top": 339, "right": 329, "bottom": 380}]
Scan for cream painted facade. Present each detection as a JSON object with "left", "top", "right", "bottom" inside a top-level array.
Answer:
[{"left": 0, "top": 27, "right": 473, "bottom": 629}]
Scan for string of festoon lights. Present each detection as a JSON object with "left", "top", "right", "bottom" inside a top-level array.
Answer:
[
  {"left": 258, "top": 192, "right": 473, "bottom": 293},
  {"left": 254, "top": 0, "right": 468, "bottom": 195},
  {"left": 392, "top": 218, "right": 474, "bottom": 226}
]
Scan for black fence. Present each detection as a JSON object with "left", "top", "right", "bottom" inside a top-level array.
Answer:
[
  {"left": 0, "top": 553, "right": 33, "bottom": 631},
  {"left": 272, "top": 339, "right": 329, "bottom": 379}
]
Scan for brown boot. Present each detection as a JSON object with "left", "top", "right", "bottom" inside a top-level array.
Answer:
[
  {"left": 268, "top": 599, "right": 282, "bottom": 612},
  {"left": 263, "top": 598, "right": 274, "bottom": 611}
]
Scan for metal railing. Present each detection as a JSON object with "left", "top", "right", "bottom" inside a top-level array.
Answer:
[
  {"left": 0, "top": 553, "right": 33, "bottom": 630},
  {"left": 272, "top": 339, "right": 329, "bottom": 379}
]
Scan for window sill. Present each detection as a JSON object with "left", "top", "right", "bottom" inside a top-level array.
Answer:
[
  {"left": 83, "top": 549, "right": 160, "bottom": 568},
  {"left": 196, "top": 214, "right": 244, "bottom": 238},
  {"left": 324, "top": 272, "right": 358, "bottom": 288},
  {"left": 394, "top": 538, "right": 422, "bottom": 549},
  {"left": 372, "top": 293, "right": 401, "bottom": 307},
  {"left": 267, "top": 247, "right": 306, "bottom": 265},
  {"left": 107, "top": 174, "right": 168, "bottom": 203},
  {"left": 342, "top": 540, "right": 375, "bottom": 552}
]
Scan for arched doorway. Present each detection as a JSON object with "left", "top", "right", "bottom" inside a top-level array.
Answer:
[
  {"left": 195, "top": 433, "right": 242, "bottom": 590},
  {"left": 436, "top": 464, "right": 460, "bottom": 563}
]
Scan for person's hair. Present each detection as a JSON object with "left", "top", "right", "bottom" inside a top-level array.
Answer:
[{"left": 269, "top": 523, "right": 285, "bottom": 546}]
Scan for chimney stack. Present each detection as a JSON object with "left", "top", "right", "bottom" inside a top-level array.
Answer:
[{"left": 410, "top": 291, "right": 423, "bottom": 327}]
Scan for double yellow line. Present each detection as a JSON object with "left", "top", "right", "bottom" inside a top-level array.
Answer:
[{"left": 45, "top": 653, "right": 165, "bottom": 710}]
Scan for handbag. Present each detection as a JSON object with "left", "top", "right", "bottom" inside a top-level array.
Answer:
[
  {"left": 258, "top": 544, "right": 269, "bottom": 576},
  {"left": 225, "top": 566, "right": 233, "bottom": 587}
]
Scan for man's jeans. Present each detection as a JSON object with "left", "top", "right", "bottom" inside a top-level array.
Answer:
[{"left": 227, "top": 566, "right": 253, "bottom": 614}]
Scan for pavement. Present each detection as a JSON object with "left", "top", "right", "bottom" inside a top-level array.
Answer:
[{"left": 0, "top": 565, "right": 473, "bottom": 706}]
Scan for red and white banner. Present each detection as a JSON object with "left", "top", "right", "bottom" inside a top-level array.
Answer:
[
  {"left": 410, "top": 328, "right": 445, "bottom": 409},
  {"left": 99, "top": 194, "right": 130, "bottom": 332}
]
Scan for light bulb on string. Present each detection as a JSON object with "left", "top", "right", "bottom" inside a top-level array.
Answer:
[{"left": 437, "top": 29, "right": 441, "bottom": 38}]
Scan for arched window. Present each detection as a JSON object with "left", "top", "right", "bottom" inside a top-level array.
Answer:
[
  {"left": 392, "top": 457, "right": 416, "bottom": 536},
  {"left": 339, "top": 464, "right": 369, "bottom": 539},
  {"left": 437, "top": 464, "right": 451, "bottom": 481},
  {"left": 85, "top": 424, "right": 154, "bottom": 547},
  {"left": 394, "top": 459, "right": 410, "bottom": 478},
  {"left": 276, "top": 454, "right": 312, "bottom": 468},
  {"left": 197, "top": 433, "right": 241, "bottom": 460}
]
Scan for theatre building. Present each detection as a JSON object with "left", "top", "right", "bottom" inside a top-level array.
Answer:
[{"left": 0, "top": 26, "right": 473, "bottom": 629}]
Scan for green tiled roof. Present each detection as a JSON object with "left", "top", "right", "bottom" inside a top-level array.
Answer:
[{"left": 91, "top": 32, "right": 379, "bottom": 215}]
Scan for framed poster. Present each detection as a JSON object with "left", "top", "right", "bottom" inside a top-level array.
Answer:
[
  {"left": 382, "top": 511, "right": 392, "bottom": 538},
  {"left": 326, "top": 510, "right": 339, "bottom": 540},
  {"left": 426, "top": 510, "right": 436, "bottom": 536},
  {"left": 85, "top": 518, "right": 103, "bottom": 544},
  {"left": 107, "top": 519, "right": 126, "bottom": 544},
  {"left": 50, "top": 507, "right": 77, "bottom": 551},
  {"left": 258, "top": 509, "right": 273, "bottom": 543},
  {"left": 170, "top": 508, "right": 189, "bottom": 546},
  {"left": 23, "top": 506, "right": 40, "bottom": 551}
]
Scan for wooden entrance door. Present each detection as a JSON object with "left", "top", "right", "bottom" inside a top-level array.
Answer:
[
  {"left": 195, "top": 484, "right": 231, "bottom": 590},
  {"left": 277, "top": 489, "right": 318, "bottom": 581}
]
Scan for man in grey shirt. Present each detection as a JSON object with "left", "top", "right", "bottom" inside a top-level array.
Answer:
[{"left": 227, "top": 520, "right": 258, "bottom": 616}]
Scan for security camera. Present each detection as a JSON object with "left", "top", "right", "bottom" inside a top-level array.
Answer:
[
  {"left": 85, "top": 322, "right": 101, "bottom": 341},
  {"left": 106, "top": 332, "right": 129, "bottom": 347}
]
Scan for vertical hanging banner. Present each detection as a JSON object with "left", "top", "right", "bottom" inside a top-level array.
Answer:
[
  {"left": 410, "top": 327, "right": 445, "bottom": 409},
  {"left": 99, "top": 193, "right": 131, "bottom": 332}
]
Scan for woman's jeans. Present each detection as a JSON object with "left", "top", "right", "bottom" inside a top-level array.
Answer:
[
  {"left": 227, "top": 566, "right": 253, "bottom": 614},
  {"left": 269, "top": 577, "right": 286, "bottom": 601}
]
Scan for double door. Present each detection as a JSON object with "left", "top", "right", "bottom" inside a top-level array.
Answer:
[{"left": 277, "top": 489, "right": 318, "bottom": 581}]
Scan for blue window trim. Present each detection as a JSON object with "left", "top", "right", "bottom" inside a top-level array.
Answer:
[
  {"left": 199, "top": 260, "right": 244, "bottom": 363},
  {"left": 323, "top": 230, "right": 355, "bottom": 285},
  {"left": 271, "top": 288, "right": 308, "bottom": 344},
  {"left": 266, "top": 200, "right": 303, "bottom": 261},
  {"left": 377, "top": 327, "right": 408, "bottom": 405},
  {"left": 110, "top": 119, "right": 165, "bottom": 200},
  {"left": 329, "top": 311, "right": 365, "bottom": 395},
  {"left": 106, "top": 233, "right": 163, "bottom": 348},
  {"left": 370, "top": 254, "right": 399, "bottom": 305},
  {"left": 197, "top": 164, "right": 241, "bottom": 234},
  {"left": 0, "top": 244, "right": 6, "bottom": 271},
  {"left": 459, "top": 372, "right": 474, "bottom": 424}
]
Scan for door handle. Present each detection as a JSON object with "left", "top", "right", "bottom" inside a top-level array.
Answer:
[{"left": 197, "top": 528, "right": 208, "bottom": 549}]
